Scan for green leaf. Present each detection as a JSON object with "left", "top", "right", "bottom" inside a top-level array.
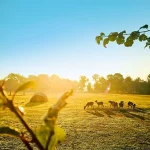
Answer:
[
  {"left": 130, "top": 31, "right": 140, "bottom": 40},
  {"left": 124, "top": 36, "right": 134, "bottom": 47},
  {"left": 103, "top": 38, "right": 109, "bottom": 48},
  {"left": 108, "top": 32, "right": 118, "bottom": 42},
  {"left": 0, "top": 126, "right": 20, "bottom": 137},
  {"left": 100, "top": 32, "right": 105, "bottom": 36},
  {"left": 116, "top": 36, "right": 125, "bottom": 45},
  {"left": 144, "top": 41, "right": 150, "bottom": 48},
  {"left": 139, "top": 34, "right": 147, "bottom": 41},
  {"left": 124, "top": 40, "right": 133, "bottom": 47},
  {"left": 139, "top": 24, "right": 148, "bottom": 30},
  {"left": 15, "top": 81, "right": 36, "bottom": 94},
  {"left": 118, "top": 30, "right": 126, "bottom": 36},
  {"left": 95, "top": 36, "right": 103, "bottom": 45},
  {"left": 147, "top": 37, "right": 150, "bottom": 42},
  {"left": 35, "top": 125, "right": 66, "bottom": 150},
  {"left": 48, "top": 126, "right": 66, "bottom": 149}
]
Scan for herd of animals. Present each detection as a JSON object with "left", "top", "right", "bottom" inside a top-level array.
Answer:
[{"left": 84, "top": 100, "right": 136, "bottom": 110}]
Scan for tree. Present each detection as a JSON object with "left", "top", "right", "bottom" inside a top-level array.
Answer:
[
  {"left": 96, "top": 24, "right": 150, "bottom": 48},
  {"left": 6, "top": 73, "right": 27, "bottom": 95},
  {"left": 113, "top": 73, "right": 124, "bottom": 93},
  {"left": 78, "top": 76, "right": 89, "bottom": 92},
  {"left": 124, "top": 76, "right": 133, "bottom": 94},
  {"left": 147, "top": 74, "right": 150, "bottom": 83},
  {"left": 7, "top": 73, "right": 27, "bottom": 84},
  {"left": 87, "top": 82, "right": 93, "bottom": 92},
  {"left": 36, "top": 74, "right": 50, "bottom": 92},
  {"left": 92, "top": 74, "right": 100, "bottom": 82},
  {"left": 133, "top": 77, "right": 143, "bottom": 94},
  {"left": 5, "top": 78, "right": 18, "bottom": 96},
  {"left": 98, "top": 77, "right": 107, "bottom": 93}
]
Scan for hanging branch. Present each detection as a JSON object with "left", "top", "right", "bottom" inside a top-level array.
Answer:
[{"left": 95, "top": 24, "right": 150, "bottom": 48}]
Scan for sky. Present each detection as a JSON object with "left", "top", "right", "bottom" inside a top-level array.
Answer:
[{"left": 0, "top": 0, "right": 150, "bottom": 81}]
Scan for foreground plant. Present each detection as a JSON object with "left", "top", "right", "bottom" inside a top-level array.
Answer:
[{"left": 0, "top": 80, "right": 73, "bottom": 150}]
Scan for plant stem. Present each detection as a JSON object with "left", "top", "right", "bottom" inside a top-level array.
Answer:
[
  {"left": 0, "top": 87, "right": 44, "bottom": 150},
  {"left": 21, "top": 137, "right": 33, "bottom": 150},
  {"left": 45, "top": 130, "right": 54, "bottom": 150},
  {"left": 7, "top": 99, "right": 45, "bottom": 150}
]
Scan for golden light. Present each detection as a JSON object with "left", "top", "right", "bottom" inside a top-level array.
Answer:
[{"left": 107, "top": 87, "right": 110, "bottom": 91}]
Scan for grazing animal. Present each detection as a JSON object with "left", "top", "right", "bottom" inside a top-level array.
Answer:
[
  {"left": 109, "top": 101, "right": 118, "bottom": 108},
  {"left": 95, "top": 100, "right": 104, "bottom": 107},
  {"left": 133, "top": 104, "right": 136, "bottom": 109},
  {"left": 84, "top": 102, "right": 94, "bottom": 110},
  {"left": 128, "top": 101, "right": 136, "bottom": 109},
  {"left": 119, "top": 101, "right": 124, "bottom": 108}
]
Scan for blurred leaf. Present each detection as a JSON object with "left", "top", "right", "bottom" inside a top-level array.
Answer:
[
  {"left": 48, "top": 126, "right": 66, "bottom": 149},
  {"left": 35, "top": 125, "right": 66, "bottom": 150},
  {"left": 139, "top": 34, "right": 147, "bottom": 41},
  {"left": 43, "top": 90, "right": 73, "bottom": 128},
  {"left": 103, "top": 38, "right": 109, "bottom": 48},
  {"left": 139, "top": 24, "right": 148, "bottom": 30},
  {"left": 0, "top": 126, "right": 20, "bottom": 137},
  {"left": 15, "top": 81, "right": 36, "bottom": 94}
]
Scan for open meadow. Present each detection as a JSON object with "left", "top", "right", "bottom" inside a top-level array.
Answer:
[{"left": 0, "top": 92, "right": 150, "bottom": 150}]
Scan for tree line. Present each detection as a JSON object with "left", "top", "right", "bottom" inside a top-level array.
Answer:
[
  {"left": 78, "top": 73, "right": 150, "bottom": 95},
  {"left": 0, "top": 73, "right": 78, "bottom": 95},
  {"left": 0, "top": 73, "right": 150, "bottom": 95}
]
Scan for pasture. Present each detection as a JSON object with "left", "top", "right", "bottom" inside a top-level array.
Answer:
[{"left": 0, "top": 93, "right": 150, "bottom": 150}]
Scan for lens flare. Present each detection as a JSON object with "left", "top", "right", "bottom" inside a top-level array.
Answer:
[{"left": 105, "top": 83, "right": 111, "bottom": 94}]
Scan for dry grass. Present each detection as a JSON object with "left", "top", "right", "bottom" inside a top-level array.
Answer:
[{"left": 0, "top": 92, "right": 150, "bottom": 150}]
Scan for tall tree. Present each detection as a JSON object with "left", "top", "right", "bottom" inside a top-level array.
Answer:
[
  {"left": 124, "top": 76, "right": 133, "bottom": 93},
  {"left": 92, "top": 74, "right": 100, "bottom": 92},
  {"left": 87, "top": 82, "right": 93, "bottom": 92},
  {"left": 78, "top": 76, "right": 89, "bottom": 92},
  {"left": 113, "top": 73, "right": 124, "bottom": 93}
]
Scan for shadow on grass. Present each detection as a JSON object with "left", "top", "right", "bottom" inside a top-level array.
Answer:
[
  {"left": 85, "top": 110, "right": 104, "bottom": 117},
  {"left": 102, "top": 109, "right": 116, "bottom": 116},
  {"left": 118, "top": 109, "right": 145, "bottom": 120},
  {"left": 84, "top": 107, "right": 147, "bottom": 120}
]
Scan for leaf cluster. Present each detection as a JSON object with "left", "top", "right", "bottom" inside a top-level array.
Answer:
[{"left": 95, "top": 24, "right": 150, "bottom": 48}]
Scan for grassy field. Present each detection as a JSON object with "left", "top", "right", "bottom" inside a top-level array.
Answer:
[{"left": 0, "top": 92, "right": 150, "bottom": 150}]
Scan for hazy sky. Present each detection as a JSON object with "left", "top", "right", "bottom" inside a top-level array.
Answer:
[{"left": 0, "top": 0, "right": 150, "bottom": 81}]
